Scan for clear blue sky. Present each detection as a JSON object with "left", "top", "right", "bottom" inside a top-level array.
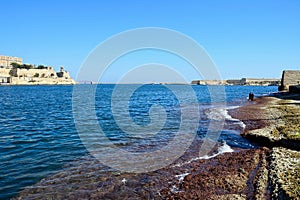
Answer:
[{"left": 1, "top": 0, "right": 299, "bottom": 82}]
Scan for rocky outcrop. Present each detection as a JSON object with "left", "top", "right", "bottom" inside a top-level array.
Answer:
[
  {"left": 14, "top": 147, "right": 270, "bottom": 200},
  {"left": 269, "top": 147, "right": 300, "bottom": 199},
  {"left": 240, "top": 97, "right": 300, "bottom": 150},
  {"left": 230, "top": 95, "right": 300, "bottom": 199}
]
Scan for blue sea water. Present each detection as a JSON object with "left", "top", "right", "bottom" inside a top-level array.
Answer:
[{"left": 0, "top": 85, "right": 277, "bottom": 199}]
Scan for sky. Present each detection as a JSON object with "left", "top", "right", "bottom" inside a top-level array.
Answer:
[{"left": 0, "top": 0, "right": 299, "bottom": 82}]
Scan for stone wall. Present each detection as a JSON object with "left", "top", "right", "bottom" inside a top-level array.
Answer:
[
  {"left": 0, "top": 66, "right": 75, "bottom": 85},
  {"left": 0, "top": 77, "right": 11, "bottom": 84},
  {"left": 10, "top": 76, "right": 75, "bottom": 85},
  {"left": 191, "top": 80, "right": 226, "bottom": 85},
  {"left": 279, "top": 70, "right": 300, "bottom": 91},
  {"left": 0, "top": 68, "right": 11, "bottom": 77},
  {"left": 241, "top": 78, "right": 280, "bottom": 86},
  {"left": 11, "top": 67, "right": 57, "bottom": 78}
]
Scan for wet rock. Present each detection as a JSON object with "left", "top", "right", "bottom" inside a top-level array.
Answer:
[
  {"left": 158, "top": 148, "right": 269, "bottom": 199},
  {"left": 269, "top": 147, "right": 300, "bottom": 199},
  {"left": 14, "top": 148, "right": 270, "bottom": 199},
  {"left": 231, "top": 95, "right": 300, "bottom": 199},
  {"left": 230, "top": 96, "right": 300, "bottom": 150}
]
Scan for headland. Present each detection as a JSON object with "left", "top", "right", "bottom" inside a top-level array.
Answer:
[{"left": 0, "top": 55, "right": 75, "bottom": 85}]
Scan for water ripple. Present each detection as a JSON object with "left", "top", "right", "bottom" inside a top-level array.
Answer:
[{"left": 0, "top": 85, "right": 277, "bottom": 199}]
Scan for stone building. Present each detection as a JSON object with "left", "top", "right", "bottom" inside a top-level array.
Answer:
[
  {"left": 0, "top": 76, "right": 11, "bottom": 84},
  {"left": 0, "top": 55, "right": 22, "bottom": 68},
  {"left": 0, "top": 67, "right": 12, "bottom": 83},
  {"left": 0, "top": 55, "right": 75, "bottom": 85},
  {"left": 279, "top": 70, "right": 300, "bottom": 92},
  {"left": 8, "top": 66, "right": 75, "bottom": 85}
]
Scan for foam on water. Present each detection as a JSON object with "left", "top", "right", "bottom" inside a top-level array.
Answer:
[
  {"left": 170, "top": 185, "right": 179, "bottom": 193},
  {"left": 175, "top": 172, "right": 190, "bottom": 182},
  {"left": 205, "top": 105, "right": 246, "bottom": 129},
  {"left": 226, "top": 106, "right": 246, "bottom": 129},
  {"left": 174, "top": 141, "right": 234, "bottom": 167}
]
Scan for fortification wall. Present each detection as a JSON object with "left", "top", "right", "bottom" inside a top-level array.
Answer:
[
  {"left": 242, "top": 78, "right": 280, "bottom": 86},
  {"left": 0, "top": 55, "right": 76, "bottom": 85},
  {"left": 280, "top": 70, "right": 300, "bottom": 91},
  {"left": 11, "top": 68, "right": 57, "bottom": 78},
  {"left": 0, "top": 68, "right": 11, "bottom": 77},
  {"left": 11, "top": 77, "right": 75, "bottom": 85},
  {"left": 0, "top": 67, "right": 75, "bottom": 85}
]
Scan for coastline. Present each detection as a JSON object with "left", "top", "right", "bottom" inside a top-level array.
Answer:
[
  {"left": 12, "top": 91, "right": 300, "bottom": 199},
  {"left": 229, "top": 94, "right": 300, "bottom": 150},
  {"left": 229, "top": 94, "right": 300, "bottom": 199},
  {"left": 14, "top": 143, "right": 270, "bottom": 200}
]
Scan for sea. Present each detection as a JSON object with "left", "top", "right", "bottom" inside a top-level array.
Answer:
[{"left": 0, "top": 84, "right": 277, "bottom": 199}]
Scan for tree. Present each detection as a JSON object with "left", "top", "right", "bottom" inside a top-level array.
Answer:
[
  {"left": 10, "top": 62, "right": 21, "bottom": 68},
  {"left": 37, "top": 65, "right": 46, "bottom": 69}
]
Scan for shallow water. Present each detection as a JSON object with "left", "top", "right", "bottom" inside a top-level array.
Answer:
[{"left": 0, "top": 85, "right": 277, "bottom": 199}]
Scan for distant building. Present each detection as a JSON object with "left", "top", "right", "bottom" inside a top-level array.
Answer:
[
  {"left": 7, "top": 66, "right": 75, "bottom": 85},
  {"left": 0, "top": 54, "right": 75, "bottom": 85},
  {"left": 191, "top": 78, "right": 280, "bottom": 86},
  {"left": 0, "top": 55, "right": 22, "bottom": 68},
  {"left": 226, "top": 79, "right": 243, "bottom": 85},
  {"left": 0, "top": 76, "right": 11, "bottom": 84},
  {"left": 0, "top": 65, "right": 12, "bottom": 83},
  {"left": 240, "top": 78, "right": 280, "bottom": 86},
  {"left": 191, "top": 80, "right": 226, "bottom": 85}
]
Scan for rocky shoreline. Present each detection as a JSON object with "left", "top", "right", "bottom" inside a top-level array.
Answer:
[
  {"left": 14, "top": 146, "right": 270, "bottom": 200},
  {"left": 14, "top": 94, "right": 300, "bottom": 199},
  {"left": 230, "top": 93, "right": 300, "bottom": 199}
]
